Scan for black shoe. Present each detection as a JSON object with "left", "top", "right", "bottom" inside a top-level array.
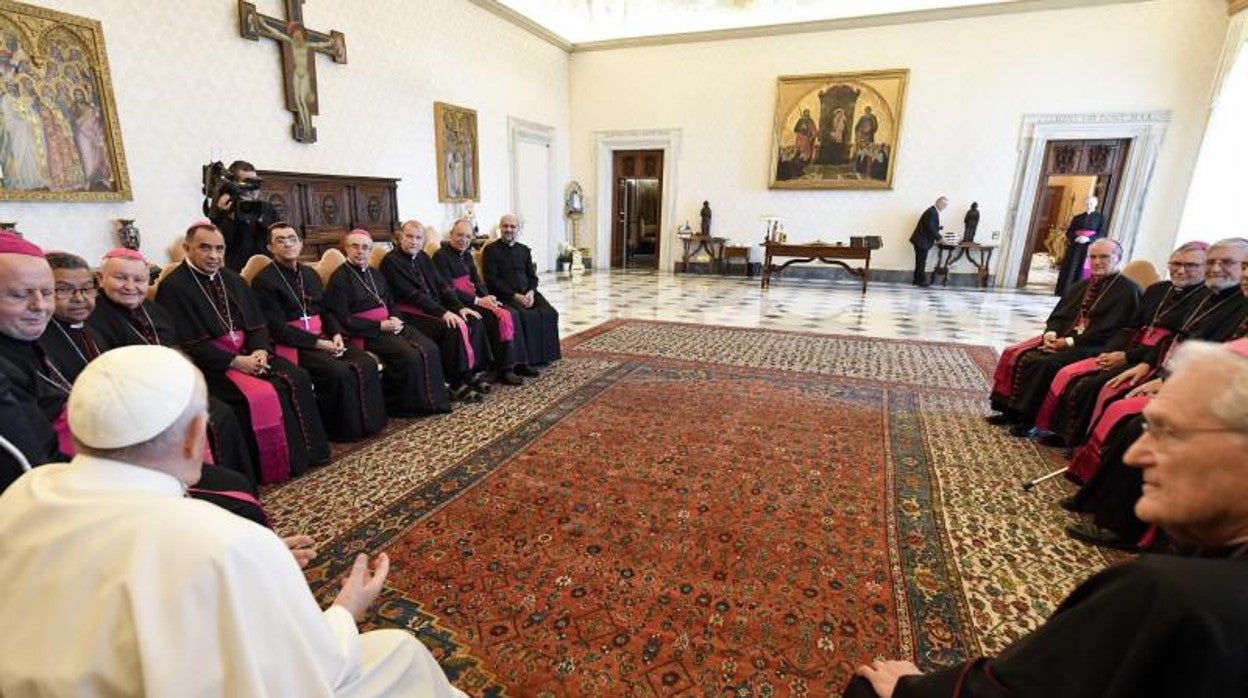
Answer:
[
  {"left": 1058, "top": 494, "right": 1082, "bottom": 512},
  {"left": 1008, "top": 424, "right": 1036, "bottom": 438},
  {"left": 514, "top": 364, "right": 540, "bottom": 378},
  {"left": 449, "top": 384, "right": 477, "bottom": 402},
  {"left": 985, "top": 412, "right": 1018, "bottom": 426},
  {"left": 1039, "top": 433, "right": 1066, "bottom": 448},
  {"left": 1065, "top": 522, "right": 1138, "bottom": 551},
  {"left": 498, "top": 370, "right": 524, "bottom": 386},
  {"left": 471, "top": 378, "right": 492, "bottom": 394}
]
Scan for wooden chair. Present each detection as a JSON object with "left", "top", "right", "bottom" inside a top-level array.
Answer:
[
  {"left": 314, "top": 248, "right": 346, "bottom": 288},
  {"left": 239, "top": 255, "right": 272, "bottom": 285},
  {"left": 423, "top": 225, "right": 442, "bottom": 257},
  {"left": 368, "top": 244, "right": 388, "bottom": 269},
  {"left": 1121, "top": 259, "right": 1160, "bottom": 289},
  {"left": 147, "top": 261, "right": 181, "bottom": 300}
]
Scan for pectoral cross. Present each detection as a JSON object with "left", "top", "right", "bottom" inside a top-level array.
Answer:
[
  {"left": 301, "top": 314, "right": 311, "bottom": 330},
  {"left": 239, "top": 0, "right": 347, "bottom": 143}
]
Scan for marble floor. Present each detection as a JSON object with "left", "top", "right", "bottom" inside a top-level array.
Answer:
[{"left": 540, "top": 269, "right": 1058, "bottom": 352}]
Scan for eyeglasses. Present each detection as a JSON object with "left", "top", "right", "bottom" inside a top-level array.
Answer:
[
  {"left": 1139, "top": 416, "right": 1239, "bottom": 443},
  {"left": 272, "top": 236, "right": 301, "bottom": 247},
  {"left": 1167, "top": 262, "right": 1203, "bottom": 270},
  {"left": 54, "top": 285, "right": 98, "bottom": 299}
]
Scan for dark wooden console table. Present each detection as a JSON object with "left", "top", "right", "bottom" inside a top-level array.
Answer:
[
  {"left": 932, "top": 242, "right": 997, "bottom": 288},
  {"left": 761, "top": 241, "right": 872, "bottom": 293},
  {"left": 257, "top": 170, "right": 400, "bottom": 262},
  {"left": 677, "top": 234, "right": 726, "bottom": 273}
]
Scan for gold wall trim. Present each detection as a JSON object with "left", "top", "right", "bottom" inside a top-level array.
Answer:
[{"left": 470, "top": 0, "right": 1146, "bottom": 54}]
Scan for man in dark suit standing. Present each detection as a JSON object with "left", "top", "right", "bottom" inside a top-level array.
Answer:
[{"left": 909, "top": 196, "right": 947, "bottom": 286}]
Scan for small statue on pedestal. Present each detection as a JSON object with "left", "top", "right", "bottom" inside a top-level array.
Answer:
[
  {"left": 700, "top": 201, "right": 712, "bottom": 236},
  {"left": 963, "top": 203, "right": 979, "bottom": 243}
]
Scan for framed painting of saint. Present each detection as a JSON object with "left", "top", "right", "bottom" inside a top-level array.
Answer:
[
  {"left": 434, "top": 101, "right": 479, "bottom": 203},
  {"left": 769, "top": 69, "right": 909, "bottom": 190},
  {"left": 0, "top": 0, "right": 131, "bottom": 201}
]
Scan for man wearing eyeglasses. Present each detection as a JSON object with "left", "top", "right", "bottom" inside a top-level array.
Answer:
[
  {"left": 849, "top": 338, "right": 1248, "bottom": 697},
  {"left": 38, "top": 252, "right": 105, "bottom": 384}
]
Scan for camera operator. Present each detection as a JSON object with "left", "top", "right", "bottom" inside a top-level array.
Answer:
[{"left": 206, "top": 160, "right": 278, "bottom": 272}]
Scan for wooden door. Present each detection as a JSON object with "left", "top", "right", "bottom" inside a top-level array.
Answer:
[
  {"left": 1017, "top": 138, "right": 1130, "bottom": 287},
  {"left": 610, "top": 150, "right": 663, "bottom": 269}
]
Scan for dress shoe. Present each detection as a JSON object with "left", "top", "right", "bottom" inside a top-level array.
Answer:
[
  {"left": 985, "top": 412, "right": 1018, "bottom": 426},
  {"left": 1038, "top": 433, "right": 1067, "bottom": 448},
  {"left": 449, "top": 384, "right": 482, "bottom": 402},
  {"left": 514, "top": 364, "right": 540, "bottom": 378},
  {"left": 471, "top": 378, "right": 492, "bottom": 394},
  {"left": 1008, "top": 424, "right": 1036, "bottom": 438},
  {"left": 1058, "top": 494, "right": 1083, "bottom": 513},
  {"left": 498, "top": 370, "right": 524, "bottom": 386},
  {"left": 1065, "top": 522, "right": 1138, "bottom": 551}
]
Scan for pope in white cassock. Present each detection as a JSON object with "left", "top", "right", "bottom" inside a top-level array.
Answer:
[{"left": 0, "top": 345, "right": 465, "bottom": 697}]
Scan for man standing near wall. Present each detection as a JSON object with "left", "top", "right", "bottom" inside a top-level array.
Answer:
[{"left": 909, "top": 196, "right": 947, "bottom": 286}]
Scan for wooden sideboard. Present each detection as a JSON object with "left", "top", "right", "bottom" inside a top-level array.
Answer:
[{"left": 256, "top": 170, "right": 400, "bottom": 261}]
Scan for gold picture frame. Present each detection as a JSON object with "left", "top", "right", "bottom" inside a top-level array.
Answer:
[
  {"left": 0, "top": 0, "right": 131, "bottom": 201},
  {"left": 433, "top": 101, "right": 479, "bottom": 203},
  {"left": 769, "top": 69, "right": 909, "bottom": 190}
]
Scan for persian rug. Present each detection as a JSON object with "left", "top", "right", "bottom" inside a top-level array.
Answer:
[{"left": 264, "top": 320, "right": 1117, "bottom": 696}]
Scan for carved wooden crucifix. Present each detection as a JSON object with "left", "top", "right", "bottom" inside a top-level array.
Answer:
[{"left": 238, "top": 0, "right": 347, "bottom": 143}]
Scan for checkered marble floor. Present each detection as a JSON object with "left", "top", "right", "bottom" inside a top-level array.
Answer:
[{"left": 540, "top": 269, "right": 1058, "bottom": 352}]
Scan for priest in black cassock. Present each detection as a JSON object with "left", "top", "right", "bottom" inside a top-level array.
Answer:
[
  {"left": 0, "top": 232, "right": 266, "bottom": 525},
  {"left": 988, "top": 239, "right": 1139, "bottom": 436},
  {"left": 252, "top": 223, "right": 387, "bottom": 441},
  {"left": 848, "top": 338, "right": 1248, "bottom": 698},
  {"left": 481, "top": 213, "right": 561, "bottom": 366},
  {"left": 89, "top": 248, "right": 256, "bottom": 483},
  {"left": 1054, "top": 195, "right": 1107, "bottom": 296},
  {"left": 155, "top": 223, "right": 329, "bottom": 484},
  {"left": 381, "top": 220, "right": 491, "bottom": 402},
  {"left": 324, "top": 230, "right": 451, "bottom": 417},
  {"left": 433, "top": 218, "right": 533, "bottom": 385},
  {"left": 40, "top": 252, "right": 106, "bottom": 384}
]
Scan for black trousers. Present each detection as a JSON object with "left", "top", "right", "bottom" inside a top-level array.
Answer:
[{"left": 912, "top": 245, "right": 931, "bottom": 284}]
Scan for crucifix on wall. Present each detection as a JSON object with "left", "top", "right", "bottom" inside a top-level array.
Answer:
[{"left": 239, "top": 0, "right": 347, "bottom": 143}]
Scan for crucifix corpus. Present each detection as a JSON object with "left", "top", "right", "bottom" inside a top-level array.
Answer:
[{"left": 239, "top": 0, "right": 347, "bottom": 143}]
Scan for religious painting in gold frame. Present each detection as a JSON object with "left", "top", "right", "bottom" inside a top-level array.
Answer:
[
  {"left": 433, "top": 101, "right": 479, "bottom": 203},
  {"left": 769, "top": 69, "right": 908, "bottom": 190},
  {"left": 0, "top": 0, "right": 131, "bottom": 201}
]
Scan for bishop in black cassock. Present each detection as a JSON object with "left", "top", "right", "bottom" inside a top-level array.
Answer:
[
  {"left": 433, "top": 220, "right": 532, "bottom": 384},
  {"left": 90, "top": 250, "right": 256, "bottom": 483},
  {"left": 380, "top": 223, "right": 491, "bottom": 399},
  {"left": 481, "top": 214, "right": 561, "bottom": 366},
  {"left": 155, "top": 227, "right": 328, "bottom": 484},
  {"left": 251, "top": 226, "right": 387, "bottom": 442},
  {"left": 325, "top": 230, "right": 451, "bottom": 417},
  {"left": 1054, "top": 197, "right": 1106, "bottom": 296}
]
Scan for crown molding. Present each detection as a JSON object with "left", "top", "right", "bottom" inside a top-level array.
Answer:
[{"left": 470, "top": 0, "right": 1145, "bottom": 54}]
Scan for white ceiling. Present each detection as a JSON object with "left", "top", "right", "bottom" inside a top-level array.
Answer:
[{"left": 491, "top": 0, "right": 1028, "bottom": 44}]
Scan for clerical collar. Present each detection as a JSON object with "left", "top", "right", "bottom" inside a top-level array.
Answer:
[
  {"left": 54, "top": 317, "right": 86, "bottom": 330},
  {"left": 184, "top": 260, "right": 218, "bottom": 282}
]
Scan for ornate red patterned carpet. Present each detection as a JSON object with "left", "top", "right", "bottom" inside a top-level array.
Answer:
[{"left": 267, "top": 320, "right": 1116, "bottom": 696}]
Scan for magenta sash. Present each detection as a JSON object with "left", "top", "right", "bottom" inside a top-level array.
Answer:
[
  {"left": 53, "top": 408, "right": 75, "bottom": 457},
  {"left": 452, "top": 275, "right": 515, "bottom": 342},
  {"left": 274, "top": 314, "right": 324, "bottom": 365},
  {"left": 349, "top": 306, "right": 390, "bottom": 350},
  {"left": 1033, "top": 357, "right": 1099, "bottom": 431},
  {"left": 1066, "top": 395, "right": 1150, "bottom": 483},
  {"left": 992, "top": 336, "right": 1045, "bottom": 399},
  {"left": 1088, "top": 367, "right": 1156, "bottom": 431},
  {"left": 212, "top": 332, "right": 291, "bottom": 484},
  {"left": 398, "top": 302, "right": 476, "bottom": 369}
]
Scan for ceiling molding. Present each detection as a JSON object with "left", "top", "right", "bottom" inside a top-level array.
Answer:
[
  {"left": 471, "top": 0, "right": 1145, "bottom": 54},
  {"left": 1230, "top": 0, "right": 1248, "bottom": 16},
  {"left": 467, "top": 0, "right": 571, "bottom": 51}
]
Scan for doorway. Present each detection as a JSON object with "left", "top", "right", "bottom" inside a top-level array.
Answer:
[
  {"left": 610, "top": 149, "right": 664, "bottom": 270},
  {"left": 1018, "top": 138, "right": 1129, "bottom": 289}
]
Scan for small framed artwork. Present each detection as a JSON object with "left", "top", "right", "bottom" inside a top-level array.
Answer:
[
  {"left": 0, "top": 0, "right": 131, "bottom": 201},
  {"left": 769, "top": 68, "right": 909, "bottom": 190},
  {"left": 433, "top": 101, "right": 479, "bottom": 203}
]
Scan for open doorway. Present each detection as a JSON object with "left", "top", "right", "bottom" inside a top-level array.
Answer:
[
  {"left": 610, "top": 150, "right": 663, "bottom": 270},
  {"left": 1018, "top": 139, "right": 1129, "bottom": 290}
]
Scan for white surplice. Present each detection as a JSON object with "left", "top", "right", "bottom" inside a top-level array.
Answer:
[{"left": 0, "top": 456, "right": 465, "bottom": 697}]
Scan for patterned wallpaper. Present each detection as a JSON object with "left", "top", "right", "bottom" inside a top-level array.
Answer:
[
  {"left": 6, "top": 0, "right": 570, "bottom": 263},
  {"left": 568, "top": 0, "right": 1228, "bottom": 273}
]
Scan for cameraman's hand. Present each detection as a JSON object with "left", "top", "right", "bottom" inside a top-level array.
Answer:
[{"left": 215, "top": 192, "right": 233, "bottom": 213}]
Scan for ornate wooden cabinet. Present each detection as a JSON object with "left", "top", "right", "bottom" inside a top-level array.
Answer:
[{"left": 256, "top": 170, "right": 400, "bottom": 261}]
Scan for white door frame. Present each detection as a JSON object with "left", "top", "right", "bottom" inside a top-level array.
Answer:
[
  {"left": 592, "top": 128, "right": 682, "bottom": 272},
  {"left": 508, "top": 116, "right": 557, "bottom": 271},
  {"left": 998, "top": 111, "right": 1169, "bottom": 287}
]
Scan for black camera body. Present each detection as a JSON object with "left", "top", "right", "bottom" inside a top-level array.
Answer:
[{"left": 202, "top": 161, "right": 265, "bottom": 217}]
